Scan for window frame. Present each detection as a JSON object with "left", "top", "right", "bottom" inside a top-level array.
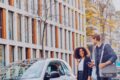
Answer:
[
  {"left": 16, "top": 0, "right": 21, "bottom": 9},
  {"left": 8, "top": 11, "right": 14, "bottom": 40},
  {"left": 18, "top": 47, "right": 22, "bottom": 61},
  {"left": 24, "top": 16, "right": 29, "bottom": 43}
]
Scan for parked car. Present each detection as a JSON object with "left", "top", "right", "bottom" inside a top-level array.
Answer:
[{"left": 3, "top": 58, "right": 76, "bottom": 80}]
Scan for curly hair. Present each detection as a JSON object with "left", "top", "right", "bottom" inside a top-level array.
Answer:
[{"left": 74, "top": 47, "right": 88, "bottom": 59}]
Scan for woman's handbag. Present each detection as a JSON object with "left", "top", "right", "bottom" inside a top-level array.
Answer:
[{"left": 99, "top": 44, "right": 117, "bottom": 78}]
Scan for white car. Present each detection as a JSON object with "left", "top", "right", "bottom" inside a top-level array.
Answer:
[{"left": 3, "top": 59, "right": 76, "bottom": 80}]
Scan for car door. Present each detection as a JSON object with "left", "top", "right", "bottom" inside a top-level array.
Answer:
[{"left": 60, "top": 62, "right": 76, "bottom": 80}]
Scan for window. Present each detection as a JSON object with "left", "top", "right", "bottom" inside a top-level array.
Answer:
[
  {"left": 79, "top": 34, "right": 81, "bottom": 46},
  {"left": 45, "top": 24, "right": 48, "bottom": 46},
  {"left": 24, "top": 0, "right": 28, "bottom": 11},
  {"left": 33, "top": 49, "right": 36, "bottom": 59},
  {"left": 72, "top": 11, "right": 74, "bottom": 28},
  {"left": 31, "top": 0, "right": 35, "bottom": 14},
  {"left": 38, "top": 21, "right": 41, "bottom": 45},
  {"left": 68, "top": 31, "right": 71, "bottom": 50},
  {"left": 54, "top": 0, "right": 57, "bottom": 22},
  {"left": 63, "top": 0, "right": 66, "bottom": 2},
  {"left": 67, "top": 0, "right": 70, "bottom": 4},
  {"left": 18, "top": 47, "right": 22, "bottom": 61},
  {"left": 78, "top": 0, "right": 80, "bottom": 9},
  {"left": 16, "top": 0, "right": 21, "bottom": 9},
  {"left": 75, "top": 0, "right": 77, "bottom": 8},
  {"left": 50, "top": 25, "right": 53, "bottom": 47},
  {"left": 9, "top": 46, "right": 14, "bottom": 63},
  {"left": 45, "top": 51, "right": 48, "bottom": 58},
  {"left": 17, "top": 14, "right": 22, "bottom": 41},
  {"left": 0, "top": 45, "right": 5, "bottom": 66},
  {"left": 68, "top": 8, "right": 70, "bottom": 27},
  {"left": 50, "top": 51, "right": 54, "bottom": 58},
  {"left": 55, "top": 52, "right": 59, "bottom": 58},
  {"left": 76, "top": 34, "right": 78, "bottom": 47},
  {"left": 80, "top": 0, "right": 82, "bottom": 10},
  {"left": 50, "top": 0, "right": 53, "bottom": 20},
  {"left": 39, "top": 50, "right": 43, "bottom": 58},
  {"left": 79, "top": 14, "right": 81, "bottom": 30},
  {"left": 82, "top": 15, "right": 84, "bottom": 31},
  {"left": 0, "top": 0, "right": 4, "bottom": 3},
  {"left": 81, "top": 35, "right": 84, "bottom": 46},
  {"left": 56, "top": 52, "right": 59, "bottom": 58},
  {"left": 36, "top": 0, "right": 38, "bottom": 15},
  {"left": 63, "top": 6, "right": 66, "bottom": 25},
  {"left": 65, "top": 53, "right": 67, "bottom": 62},
  {"left": 60, "top": 28, "right": 63, "bottom": 49},
  {"left": 82, "top": 36, "right": 84, "bottom": 46},
  {"left": 8, "top": 11, "right": 14, "bottom": 40},
  {"left": 61, "top": 53, "right": 63, "bottom": 59},
  {"left": 0, "top": 9, "right": 2, "bottom": 38},
  {"left": 71, "top": 0, "right": 74, "bottom": 6},
  {"left": 65, "top": 30, "right": 67, "bottom": 49},
  {"left": 69, "top": 54, "right": 72, "bottom": 67},
  {"left": 24, "top": 17, "right": 29, "bottom": 43}
]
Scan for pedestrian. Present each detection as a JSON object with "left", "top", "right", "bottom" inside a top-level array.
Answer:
[
  {"left": 74, "top": 47, "right": 92, "bottom": 80},
  {"left": 89, "top": 34, "right": 117, "bottom": 80}
]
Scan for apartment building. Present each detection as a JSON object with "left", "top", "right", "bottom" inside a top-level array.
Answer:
[{"left": 0, "top": 0, "right": 86, "bottom": 74}]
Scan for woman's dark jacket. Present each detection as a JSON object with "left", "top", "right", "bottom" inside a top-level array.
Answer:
[{"left": 78, "top": 57, "right": 92, "bottom": 80}]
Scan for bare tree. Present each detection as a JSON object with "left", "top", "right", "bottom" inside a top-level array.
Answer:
[
  {"left": 37, "top": 0, "right": 66, "bottom": 58},
  {"left": 98, "top": 0, "right": 111, "bottom": 41}
]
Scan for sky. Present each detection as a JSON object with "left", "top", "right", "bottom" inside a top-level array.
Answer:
[{"left": 113, "top": 0, "right": 120, "bottom": 11}]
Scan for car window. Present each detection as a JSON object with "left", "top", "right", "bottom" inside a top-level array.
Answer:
[
  {"left": 61, "top": 62, "right": 70, "bottom": 75},
  {"left": 46, "top": 62, "right": 65, "bottom": 76}
]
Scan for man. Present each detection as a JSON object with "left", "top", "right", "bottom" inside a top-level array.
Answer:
[{"left": 89, "top": 34, "right": 117, "bottom": 80}]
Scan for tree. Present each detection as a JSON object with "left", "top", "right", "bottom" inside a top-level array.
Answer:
[
  {"left": 37, "top": 0, "right": 67, "bottom": 58},
  {"left": 97, "top": 0, "right": 112, "bottom": 41}
]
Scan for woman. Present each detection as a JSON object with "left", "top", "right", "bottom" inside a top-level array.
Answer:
[{"left": 74, "top": 47, "right": 92, "bottom": 80}]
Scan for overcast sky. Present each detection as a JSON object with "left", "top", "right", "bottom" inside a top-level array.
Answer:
[{"left": 113, "top": 0, "right": 120, "bottom": 11}]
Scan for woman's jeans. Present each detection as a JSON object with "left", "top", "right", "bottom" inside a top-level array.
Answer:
[{"left": 77, "top": 71, "right": 84, "bottom": 80}]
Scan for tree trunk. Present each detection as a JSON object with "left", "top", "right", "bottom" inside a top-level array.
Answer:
[{"left": 42, "top": 0, "right": 47, "bottom": 58}]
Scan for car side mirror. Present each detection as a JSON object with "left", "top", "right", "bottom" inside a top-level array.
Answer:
[{"left": 50, "top": 71, "right": 60, "bottom": 78}]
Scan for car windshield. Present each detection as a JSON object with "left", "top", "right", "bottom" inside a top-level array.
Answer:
[
  {"left": 0, "top": 59, "right": 44, "bottom": 80},
  {"left": 21, "top": 60, "right": 45, "bottom": 79}
]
